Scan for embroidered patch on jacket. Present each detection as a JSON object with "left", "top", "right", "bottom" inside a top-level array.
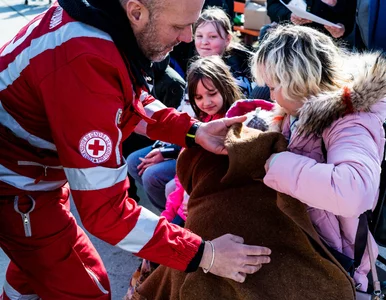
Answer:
[{"left": 79, "top": 131, "right": 112, "bottom": 164}]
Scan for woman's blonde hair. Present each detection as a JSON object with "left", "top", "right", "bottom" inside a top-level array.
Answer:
[
  {"left": 251, "top": 24, "right": 349, "bottom": 103},
  {"left": 187, "top": 56, "right": 242, "bottom": 120}
]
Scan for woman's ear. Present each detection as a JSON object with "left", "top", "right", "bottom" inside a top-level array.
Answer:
[
  {"left": 125, "top": 0, "right": 150, "bottom": 30},
  {"left": 225, "top": 33, "right": 232, "bottom": 48}
]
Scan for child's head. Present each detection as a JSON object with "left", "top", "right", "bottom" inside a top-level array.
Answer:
[
  {"left": 251, "top": 24, "right": 346, "bottom": 116},
  {"left": 193, "top": 7, "right": 233, "bottom": 57},
  {"left": 187, "top": 56, "right": 242, "bottom": 120}
]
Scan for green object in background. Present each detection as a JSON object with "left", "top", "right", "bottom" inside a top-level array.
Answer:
[{"left": 233, "top": 13, "right": 244, "bottom": 26}]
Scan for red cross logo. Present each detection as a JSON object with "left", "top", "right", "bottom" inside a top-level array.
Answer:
[
  {"left": 88, "top": 139, "right": 105, "bottom": 156},
  {"left": 79, "top": 131, "right": 112, "bottom": 163}
]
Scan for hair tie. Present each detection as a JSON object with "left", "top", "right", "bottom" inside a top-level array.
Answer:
[{"left": 342, "top": 86, "right": 354, "bottom": 114}]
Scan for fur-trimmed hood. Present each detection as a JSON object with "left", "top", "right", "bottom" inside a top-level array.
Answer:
[{"left": 270, "top": 53, "right": 386, "bottom": 136}]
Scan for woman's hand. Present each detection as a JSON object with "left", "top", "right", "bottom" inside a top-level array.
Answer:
[
  {"left": 195, "top": 116, "right": 247, "bottom": 155},
  {"left": 321, "top": 0, "right": 337, "bottom": 6},
  {"left": 137, "top": 148, "right": 164, "bottom": 176},
  {"left": 324, "top": 23, "right": 345, "bottom": 38},
  {"left": 200, "top": 234, "right": 271, "bottom": 283},
  {"left": 290, "top": 14, "right": 312, "bottom": 25}
]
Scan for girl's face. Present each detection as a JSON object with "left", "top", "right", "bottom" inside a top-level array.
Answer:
[
  {"left": 194, "top": 78, "right": 224, "bottom": 116},
  {"left": 194, "top": 22, "right": 231, "bottom": 57}
]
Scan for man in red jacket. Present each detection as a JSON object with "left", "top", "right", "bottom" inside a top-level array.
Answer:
[{"left": 0, "top": 0, "right": 271, "bottom": 299}]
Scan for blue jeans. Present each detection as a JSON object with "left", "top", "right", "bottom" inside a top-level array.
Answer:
[{"left": 127, "top": 146, "right": 176, "bottom": 211}]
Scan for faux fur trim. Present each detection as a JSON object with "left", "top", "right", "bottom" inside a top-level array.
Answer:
[{"left": 270, "top": 53, "right": 386, "bottom": 136}]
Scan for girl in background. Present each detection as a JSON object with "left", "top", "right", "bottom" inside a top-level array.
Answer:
[{"left": 193, "top": 7, "right": 253, "bottom": 96}]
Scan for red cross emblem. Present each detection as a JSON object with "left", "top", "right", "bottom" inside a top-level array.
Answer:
[
  {"left": 88, "top": 139, "right": 105, "bottom": 156},
  {"left": 79, "top": 131, "right": 112, "bottom": 164}
]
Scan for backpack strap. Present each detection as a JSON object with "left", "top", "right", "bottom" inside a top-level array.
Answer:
[{"left": 354, "top": 212, "right": 370, "bottom": 270}]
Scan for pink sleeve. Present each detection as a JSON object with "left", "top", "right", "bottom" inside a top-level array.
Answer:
[{"left": 161, "top": 175, "right": 185, "bottom": 222}]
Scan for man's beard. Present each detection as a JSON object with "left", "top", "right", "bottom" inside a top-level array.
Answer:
[{"left": 136, "top": 20, "right": 179, "bottom": 62}]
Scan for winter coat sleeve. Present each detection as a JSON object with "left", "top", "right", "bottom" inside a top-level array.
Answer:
[
  {"left": 264, "top": 113, "right": 383, "bottom": 218},
  {"left": 40, "top": 52, "right": 202, "bottom": 272}
]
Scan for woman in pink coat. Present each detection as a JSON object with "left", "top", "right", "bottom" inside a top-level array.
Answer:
[{"left": 251, "top": 24, "right": 386, "bottom": 291}]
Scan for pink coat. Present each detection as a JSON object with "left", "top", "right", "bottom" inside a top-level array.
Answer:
[
  {"left": 264, "top": 54, "right": 386, "bottom": 290},
  {"left": 161, "top": 175, "right": 186, "bottom": 222}
]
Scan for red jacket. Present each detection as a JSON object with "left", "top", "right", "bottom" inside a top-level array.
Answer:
[{"left": 0, "top": 3, "right": 202, "bottom": 271}]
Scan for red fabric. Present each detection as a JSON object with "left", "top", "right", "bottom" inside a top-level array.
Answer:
[
  {"left": 225, "top": 99, "right": 274, "bottom": 118},
  {"left": 342, "top": 86, "right": 354, "bottom": 114}
]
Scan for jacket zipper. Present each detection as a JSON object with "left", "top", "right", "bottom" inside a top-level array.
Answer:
[
  {"left": 14, "top": 195, "right": 35, "bottom": 237},
  {"left": 22, "top": 213, "right": 32, "bottom": 237}
]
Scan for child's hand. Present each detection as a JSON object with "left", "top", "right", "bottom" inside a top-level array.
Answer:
[{"left": 137, "top": 148, "right": 164, "bottom": 176}]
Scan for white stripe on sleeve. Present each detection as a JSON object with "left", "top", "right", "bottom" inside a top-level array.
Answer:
[
  {"left": 115, "top": 206, "right": 159, "bottom": 253},
  {"left": 64, "top": 161, "right": 128, "bottom": 191}
]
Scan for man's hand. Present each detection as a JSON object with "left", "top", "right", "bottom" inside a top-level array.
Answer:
[
  {"left": 137, "top": 148, "right": 164, "bottom": 176},
  {"left": 195, "top": 116, "right": 247, "bottom": 155},
  {"left": 199, "top": 234, "right": 271, "bottom": 283},
  {"left": 324, "top": 23, "right": 345, "bottom": 38},
  {"left": 290, "top": 14, "right": 312, "bottom": 25}
]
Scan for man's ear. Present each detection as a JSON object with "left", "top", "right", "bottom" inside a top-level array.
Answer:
[{"left": 125, "top": 0, "right": 150, "bottom": 30}]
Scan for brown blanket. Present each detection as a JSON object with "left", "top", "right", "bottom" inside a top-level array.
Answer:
[{"left": 134, "top": 124, "right": 355, "bottom": 300}]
